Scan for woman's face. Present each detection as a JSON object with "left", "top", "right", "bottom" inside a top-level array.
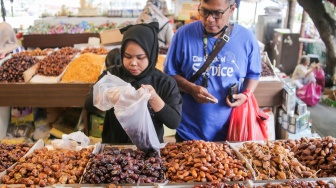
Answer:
[
  {"left": 123, "top": 41, "right": 149, "bottom": 76},
  {"left": 304, "top": 58, "right": 310, "bottom": 66}
]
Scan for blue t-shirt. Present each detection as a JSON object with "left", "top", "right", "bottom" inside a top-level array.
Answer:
[{"left": 164, "top": 21, "right": 261, "bottom": 141}]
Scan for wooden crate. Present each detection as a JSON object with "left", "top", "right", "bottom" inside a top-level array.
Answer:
[{"left": 22, "top": 33, "right": 100, "bottom": 48}]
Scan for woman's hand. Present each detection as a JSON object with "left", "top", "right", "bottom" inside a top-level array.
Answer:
[
  {"left": 141, "top": 84, "right": 165, "bottom": 112},
  {"left": 226, "top": 93, "right": 248, "bottom": 107},
  {"left": 0, "top": 53, "right": 7, "bottom": 59}
]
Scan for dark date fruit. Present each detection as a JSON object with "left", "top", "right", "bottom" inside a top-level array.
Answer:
[
  {"left": 261, "top": 62, "right": 275, "bottom": 77},
  {"left": 0, "top": 143, "right": 33, "bottom": 172},
  {"left": 82, "top": 146, "right": 166, "bottom": 184},
  {"left": 0, "top": 55, "right": 39, "bottom": 83}
]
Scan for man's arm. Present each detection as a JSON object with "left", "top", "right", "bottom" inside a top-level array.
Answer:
[
  {"left": 172, "top": 74, "right": 196, "bottom": 94},
  {"left": 245, "top": 78, "right": 259, "bottom": 93},
  {"left": 172, "top": 75, "right": 216, "bottom": 104}
]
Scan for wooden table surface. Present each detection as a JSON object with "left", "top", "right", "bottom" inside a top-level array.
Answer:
[{"left": 0, "top": 81, "right": 283, "bottom": 107}]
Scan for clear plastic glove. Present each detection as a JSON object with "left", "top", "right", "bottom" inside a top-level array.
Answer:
[
  {"left": 93, "top": 72, "right": 131, "bottom": 111},
  {"left": 51, "top": 131, "right": 90, "bottom": 151}
]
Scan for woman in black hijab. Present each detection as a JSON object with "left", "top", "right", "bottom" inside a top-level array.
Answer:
[{"left": 85, "top": 22, "right": 182, "bottom": 143}]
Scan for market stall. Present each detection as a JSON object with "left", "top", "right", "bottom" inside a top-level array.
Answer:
[
  {"left": 0, "top": 48, "right": 284, "bottom": 138},
  {"left": 0, "top": 47, "right": 327, "bottom": 188}
]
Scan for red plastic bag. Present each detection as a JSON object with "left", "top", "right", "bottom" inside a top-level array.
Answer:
[
  {"left": 296, "top": 82, "right": 322, "bottom": 106},
  {"left": 227, "top": 90, "right": 269, "bottom": 141},
  {"left": 314, "top": 68, "right": 325, "bottom": 89}
]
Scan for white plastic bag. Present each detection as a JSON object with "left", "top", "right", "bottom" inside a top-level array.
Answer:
[
  {"left": 93, "top": 72, "right": 131, "bottom": 111},
  {"left": 93, "top": 73, "right": 163, "bottom": 152},
  {"left": 51, "top": 131, "right": 90, "bottom": 151},
  {"left": 114, "top": 87, "right": 163, "bottom": 152}
]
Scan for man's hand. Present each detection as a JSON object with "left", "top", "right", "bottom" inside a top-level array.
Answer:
[
  {"left": 190, "top": 85, "right": 217, "bottom": 104},
  {"left": 226, "top": 93, "right": 247, "bottom": 107},
  {"left": 172, "top": 75, "right": 217, "bottom": 104}
]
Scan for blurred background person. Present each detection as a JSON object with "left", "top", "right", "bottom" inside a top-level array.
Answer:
[
  {"left": 0, "top": 22, "right": 21, "bottom": 59},
  {"left": 105, "top": 48, "right": 121, "bottom": 68},
  {"left": 292, "top": 55, "right": 318, "bottom": 89},
  {"left": 136, "top": 0, "right": 174, "bottom": 48}
]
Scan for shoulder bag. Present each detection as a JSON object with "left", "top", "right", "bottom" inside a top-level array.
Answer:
[{"left": 188, "top": 23, "right": 233, "bottom": 83}]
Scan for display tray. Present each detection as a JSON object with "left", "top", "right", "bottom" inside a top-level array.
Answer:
[
  {"left": 1, "top": 179, "right": 335, "bottom": 188},
  {"left": 252, "top": 178, "right": 336, "bottom": 187},
  {"left": 0, "top": 181, "right": 253, "bottom": 188},
  {"left": 28, "top": 53, "right": 79, "bottom": 83},
  {"left": 0, "top": 83, "right": 93, "bottom": 107},
  {"left": 0, "top": 139, "right": 44, "bottom": 183},
  {"left": 254, "top": 80, "right": 283, "bottom": 107},
  {"left": 1, "top": 140, "right": 336, "bottom": 187},
  {"left": 0, "top": 141, "right": 99, "bottom": 185},
  {"left": 22, "top": 33, "right": 100, "bottom": 48}
]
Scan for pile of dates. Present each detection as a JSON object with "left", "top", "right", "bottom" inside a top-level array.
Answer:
[
  {"left": 37, "top": 55, "right": 73, "bottom": 76},
  {"left": 50, "top": 47, "right": 80, "bottom": 56},
  {"left": 261, "top": 62, "right": 275, "bottom": 77},
  {"left": 0, "top": 55, "right": 39, "bottom": 82},
  {"left": 0, "top": 143, "right": 33, "bottom": 172},
  {"left": 254, "top": 179, "right": 336, "bottom": 188},
  {"left": 13, "top": 48, "right": 53, "bottom": 57},
  {"left": 239, "top": 141, "right": 316, "bottom": 180},
  {"left": 81, "top": 47, "right": 108, "bottom": 55},
  {"left": 1, "top": 147, "right": 92, "bottom": 187},
  {"left": 276, "top": 136, "right": 336, "bottom": 178},
  {"left": 194, "top": 181, "right": 248, "bottom": 188},
  {"left": 82, "top": 146, "right": 166, "bottom": 184},
  {"left": 161, "top": 140, "right": 253, "bottom": 183}
]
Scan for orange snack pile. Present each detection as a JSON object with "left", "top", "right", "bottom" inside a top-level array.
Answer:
[
  {"left": 61, "top": 53, "right": 106, "bottom": 83},
  {"left": 156, "top": 54, "right": 166, "bottom": 72}
]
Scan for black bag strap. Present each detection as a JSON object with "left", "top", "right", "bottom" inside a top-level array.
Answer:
[
  {"left": 158, "top": 21, "right": 170, "bottom": 44},
  {"left": 188, "top": 24, "right": 233, "bottom": 83}
]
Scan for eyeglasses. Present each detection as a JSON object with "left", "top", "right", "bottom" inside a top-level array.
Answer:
[{"left": 198, "top": 5, "right": 231, "bottom": 19}]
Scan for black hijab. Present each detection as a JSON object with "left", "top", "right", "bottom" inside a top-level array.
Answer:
[
  {"left": 105, "top": 48, "right": 121, "bottom": 68},
  {"left": 119, "top": 22, "right": 159, "bottom": 81}
]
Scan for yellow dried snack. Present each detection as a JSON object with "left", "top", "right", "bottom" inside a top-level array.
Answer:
[
  {"left": 61, "top": 53, "right": 106, "bottom": 83},
  {"left": 156, "top": 54, "right": 166, "bottom": 72}
]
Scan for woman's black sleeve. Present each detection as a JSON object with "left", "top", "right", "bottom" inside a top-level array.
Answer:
[
  {"left": 155, "top": 77, "right": 182, "bottom": 129},
  {"left": 84, "top": 70, "right": 108, "bottom": 114}
]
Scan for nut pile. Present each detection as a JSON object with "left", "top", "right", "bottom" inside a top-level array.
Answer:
[
  {"left": 0, "top": 55, "right": 39, "bottom": 82},
  {"left": 13, "top": 48, "right": 53, "bottom": 57},
  {"left": 37, "top": 55, "right": 73, "bottom": 76},
  {"left": 161, "top": 140, "right": 253, "bottom": 183},
  {"left": 261, "top": 62, "right": 275, "bottom": 77},
  {"left": 1, "top": 147, "right": 92, "bottom": 187},
  {"left": 61, "top": 53, "right": 105, "bottom": 83},
  {"left": 50, "top": 47, "right": 80, "bottom": 56},
  {"left": 82, "top": 146, "right": 166, "bottom": 184},
  {"left": 276, "top": 136, "right": 336, "bottom": 178},
  {"left": 0, "top": 143, "right": 33, "bottom": 172},
  {"left": 81, "top": 47, "right": 109, "bottom": 55},
  {"left": 194, "top": 182, "right": 248, "bottom": 188},
  {"left": 239, "top": 141, "right": 316, "bottom": 180},
  {"left": 254, "top": 179, "right": 336, "bottom": 188}
]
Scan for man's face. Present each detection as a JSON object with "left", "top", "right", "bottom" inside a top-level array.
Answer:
[{"left": 199, "top": 0, "right": 235, "bottom": 36}]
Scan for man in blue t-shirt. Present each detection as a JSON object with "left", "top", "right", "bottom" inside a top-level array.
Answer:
[{"left": 164, "top": 0, "right": 261, "bottom": 141}]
